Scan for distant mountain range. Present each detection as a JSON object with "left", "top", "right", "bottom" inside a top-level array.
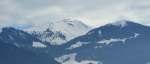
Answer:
[{"left": 0, "top": 19, "right": 150, "bottom": 64}]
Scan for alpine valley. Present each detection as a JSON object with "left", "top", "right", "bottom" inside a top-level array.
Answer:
[{"left": 1, "top": 19, "right": 150, "bottom": 64}]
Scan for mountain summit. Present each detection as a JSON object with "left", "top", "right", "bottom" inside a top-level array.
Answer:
[{"left": 24, "top": 19, "right": 91, "bottom": 45}]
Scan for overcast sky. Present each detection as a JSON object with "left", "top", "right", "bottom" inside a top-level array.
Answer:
[{"left": 0, "top": 0, "right": 150, "bottom": 28}]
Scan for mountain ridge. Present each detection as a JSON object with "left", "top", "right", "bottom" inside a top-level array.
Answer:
[
  {"left": 1, "top": 20, "right": 150, "bottom": 64},
  {"left": 55, "top": 20, "right": 150, "bottom": 64}
]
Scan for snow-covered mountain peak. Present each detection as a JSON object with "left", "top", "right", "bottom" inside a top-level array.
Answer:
[{"left": 24, "top": 19, "right": 92, "bottom": 45}]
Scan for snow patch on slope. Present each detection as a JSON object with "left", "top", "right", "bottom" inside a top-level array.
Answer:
[
  {"left": 55, "top": 53, "right": 102, "bottom": 64},
  {"left": 96, "top": 33, "right": 140, "bottom": 48},
  {"left": 97, "top": 38, "right": 127, "bottom": 45},
  {"left": 134, "top": 33, "right": 140, "bottom": 38},
  {"left": 67, "top": 41, "right": 89, "bottom": 50},
  {"left": 32, "top": 42, "right": 47, "bottom": 48}
]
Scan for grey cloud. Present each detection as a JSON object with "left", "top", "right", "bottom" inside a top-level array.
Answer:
[{"left": 0, "top": 0, "right": 150, "bottom": 27}]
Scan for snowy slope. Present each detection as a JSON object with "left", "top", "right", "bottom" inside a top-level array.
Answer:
[
  {"left": 55, "top": 20, "right": 150, "bottom": 64},
  {"left": 24, "top": 19, "right": 91, "bottom": 45}
]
